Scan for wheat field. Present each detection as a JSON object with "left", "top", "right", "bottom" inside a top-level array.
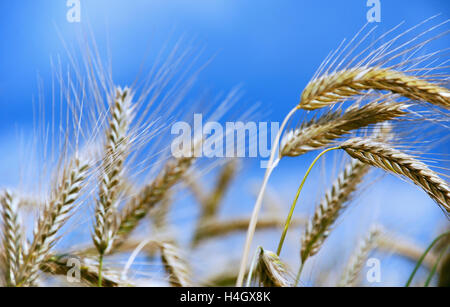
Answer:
[{"left": 0, "top": 8, "right": 449, "bottom": 288}]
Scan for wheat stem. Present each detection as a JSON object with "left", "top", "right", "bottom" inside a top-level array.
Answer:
[
  {"left": 406, "top": 231, "right": 450, "bottom": 287},
  {"left": 276, "top": 146, "right": 340, "bottom": 256},
  {"left": 98, "top": 254, "right": 104, "bottom": 287},
  {"left": 237, "top": 106, "right": 298, "bottom": 286},
  {"left": 294, "top": 261, "right": 305, "bottom": 287},
  {"left": 424, "top": 246, "right": 448, "bottom": 287}
]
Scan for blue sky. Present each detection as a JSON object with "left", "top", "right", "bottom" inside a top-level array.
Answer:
[{"left": 0, "top": 1, "right": 448, "bottom": 285}]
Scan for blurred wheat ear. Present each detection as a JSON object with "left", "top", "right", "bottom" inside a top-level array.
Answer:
[{"left": 338, "top": 226, "right": 380, "bottom": 287}]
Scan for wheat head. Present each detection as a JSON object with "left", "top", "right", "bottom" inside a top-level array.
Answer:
[
  {"left": 341, "top": 137, "right": 450, "bottom": 213},
  {"left": 300, "top": 160, "right": 370, "bottom": 264},
  {"left": 19, "top": 158, "right": 89, "bottom": 286},
  {"left": 1, "top": 190, "right": 23, "bottom": 286},
  {"left": 93, "top": 86, "right": 134, "bottom": 255},
  {"left": 281, "top": 100, "right": 407, "bottom": 157},
  {"left": 300, "top": 67, "right": 450, "bottom": 110}
]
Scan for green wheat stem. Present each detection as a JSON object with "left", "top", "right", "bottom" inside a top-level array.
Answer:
[
  {"left": 406, "top": 231, "right": 450, "bottom": 287},
  {"left": 424, "top": 245, "right": 448, "bottom": 287},
  {"left": 98, "top": 253, "right": 104, "bottom": 287},
  {"left": 237, "top": 106, "right": 299, "bottom": 287},
  {"left": 294, "top": 261, "right": 305, "bottom": 287},
  {"left": 276, "top": 146, "right": 340, "bottom": 256}
]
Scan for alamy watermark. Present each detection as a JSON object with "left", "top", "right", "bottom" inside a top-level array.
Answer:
[
  {"left": 66, "top": 256, "right": 81, "bottom": 283},
  {"left": 67, "top": 0, "right": 81, "bottom": 23},
  {"left": 366, "top": 257, "right": 381, "bottom": 283},
  {"left": 366, "top": 0, "right": 381, "bottom": 23},
  {"left": 171, "top": 114, "right": 280, "bottom": 168}
]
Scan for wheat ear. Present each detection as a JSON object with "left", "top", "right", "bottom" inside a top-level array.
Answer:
[
  {"left": 338, "top": 227, "right": 380, "bottom": 287},
  {"left": 116, "top": 156, "right": 193, "bottom": 245},
  {"left": 281, "top": 100, "right": 407, "bottom": 157},
  {"left": 20, "top": 158, "right": 89, "bottom": 286},
  {"left": 159, "top": 242, "right": 191, "bottom": 287},
  {"left": 300, "top": 67, "right": 450, "bottom": 110},
  {"left": 93, "top": 87, "right": 134, "bottom": 255},
  {"left": 202, "top": 160, "right": 238, "bottom": 219},
  {"left": 1, "top": 190, "right": 23, "bottom": 286},
  {"left": 300, "top": 160, "right": 370, "bottom": 265},
  {"left": 252, "top": 247, "right": 291, "bottom": 287},
  {"left": 341, "top": 137, "right": 450, "bottom": 213}
]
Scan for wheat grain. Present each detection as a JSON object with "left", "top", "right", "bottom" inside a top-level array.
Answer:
[
  {"left": 20, "top": 158, "right": 89, "bottom": 286},
  {"left": 93, "top": 87, "right": 134, "bottom": 255},
  {"left": 300, "top": 160, "right": 370, "bottom": 264},
  {"left": 338, "top": 227, "right": 380, "bottom": 287},
  {"left": 300, "top": 67, "right": 450, "bottom": 110},
  {"left": 281, "top": 100, "right": 407, "bottom": 157},
  {"left": 1, "top": 190, "right": 23, "bottom": 286},
  {"left": 341, "top": 137, "right": 450, "bottom": 213}
]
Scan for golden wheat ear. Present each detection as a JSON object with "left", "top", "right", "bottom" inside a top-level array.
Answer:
[
  {"left": 300, "top": 18, "right": 450, "bottom": 111},
  {"left": 299, "top": 67, "right": 450, "bottom": 111},
  {"left": 300, "top": 159, "right": 370, "bottom": 266},
  {"left": 1, "top": 190, "right": 23, "bottom": 287},
  {"left": 341, "top": 137, "right": 450, "bottom": 214},
  {"left": 281, "top": 99, "right": 407, "bottom": 157},
  {"left": 93, "top": 86, "right": 135, "bottom": 256},
  {"left": 20, "top": 158, "right": 89, "bottom": 286}
]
